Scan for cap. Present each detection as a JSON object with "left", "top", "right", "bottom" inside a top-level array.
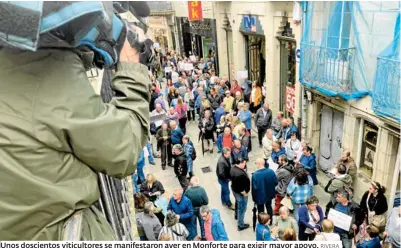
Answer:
[{"left": 225, "top": 90, "right": 231, "bottom": 94}]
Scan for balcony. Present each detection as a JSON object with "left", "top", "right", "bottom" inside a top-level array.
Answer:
[
  {"left": 300, "top": 43, "right": 356, "bottom": 97},
  {"left": 372, "top": 57, "right": 401, "bottom": 122}
]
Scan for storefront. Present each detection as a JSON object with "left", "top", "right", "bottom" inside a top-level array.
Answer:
[{"left": 239, "top": 15, "right": 265, "bottom": 85}]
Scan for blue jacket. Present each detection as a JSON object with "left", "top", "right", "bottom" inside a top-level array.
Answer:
[
  {"left": 256, "top": 223, "right": 275, "bottom": 241},
  {"left": 173, "top": 81, "right": 180, "bottom": 88},
  {"left": 284, "top": 124, "right": 298, "bottom": 140},
  {"left": 216, "top": 134, "right": 237, "bottom": 152},
  {"left": 171, "top": 127, "right": 184, "bottom": 145},
  {"left": 231, "top": 145, "right": 248, "bottom": 164},
  {"left": 215, "top": 107, "right": 226, "bottom": 124},
  {"left": 209, "top": 209, "right": 229, "bottom": 241},
  {"left": 183, "top": 141, "right": 194, "bottom": 171},
  {"left": 167, "top": 196, "right": 193, "bottom": 222},
  {"left": 356, "top": 237, "right": 381, "bottom": 248},
  {"left": 271, "top": 147, "right": 286, "bottom": 164},
  {"left": 238, "top": 110, "right": 252, "bottom": 130},
  {"left": 299, "top": 153, "right": 318, "bottom": 185},
  {"left": 298, "top": 205, "right": 324, "bottom": 235},
  {"left": 251, "top": 168, "right": 278, "bottom": 204},
  {"left": 195, "top": 95, "right": 202, "bottom": 110}
]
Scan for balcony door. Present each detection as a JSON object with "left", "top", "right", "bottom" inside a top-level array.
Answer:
[{"left": 319, "top": 105, "right": 344, "bottom": 171}]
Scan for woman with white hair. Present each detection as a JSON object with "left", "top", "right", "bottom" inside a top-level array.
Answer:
[
  {"left": 274, "top": 206, "right": 298, "bottom": 239},
  {"left": 136, "top": 201, "right": 162, "bottom": 241}
]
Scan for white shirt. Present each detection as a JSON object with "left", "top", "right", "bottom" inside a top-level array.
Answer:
[
  {"left": 314, "top": 233, "right": 341, "bottom": 241},
  {"left": 251, "top": 88, "right": 256, "bottom": 102}
]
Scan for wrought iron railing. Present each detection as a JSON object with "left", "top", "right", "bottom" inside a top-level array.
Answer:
[
  {"left": 300, "top": 43, "right": 356, "bottom": 95},
  {"left": 372, "top": 57, "right": 401, "bottom": 121}
]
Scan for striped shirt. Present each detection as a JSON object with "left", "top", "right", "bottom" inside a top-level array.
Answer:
[{"left": 158, "top": 223, "right": 189, "bottom": 241}]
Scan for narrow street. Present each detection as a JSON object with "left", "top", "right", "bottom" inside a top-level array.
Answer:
[{"left": 144, "top": 121, "right": 330, "bottom": 241}]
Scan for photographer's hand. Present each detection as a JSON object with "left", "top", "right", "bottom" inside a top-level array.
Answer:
[{"left": 119, "top": 39, "right": 140, "bottom": 64}]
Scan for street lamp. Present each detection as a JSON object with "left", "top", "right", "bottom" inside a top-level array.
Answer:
[{"left": 222, "top": 12, "right": 232, "bottom": 81}]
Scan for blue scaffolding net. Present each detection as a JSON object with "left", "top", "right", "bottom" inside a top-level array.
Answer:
[{"left": 300, "top": 1, "right": 400, "bottom": 121}]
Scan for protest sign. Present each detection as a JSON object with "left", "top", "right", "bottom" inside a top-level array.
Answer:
[
  {"left": 328, "top": 208, "right": 353, "bottom": 231},
  {"left": 267, "top": 158, "right": 279, "bottom": 173}
]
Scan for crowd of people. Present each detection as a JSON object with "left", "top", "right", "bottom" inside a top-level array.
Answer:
[{"left": 132, "top": 47, "right": 400, "bottom": 248}]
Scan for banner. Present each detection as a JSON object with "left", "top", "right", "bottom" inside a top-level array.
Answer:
[
  {"left": 286, "top": 86, "right": 296, "bottom": 113},
  {"left": 188, "top": 1, "right": 203, "bottom": 21}
]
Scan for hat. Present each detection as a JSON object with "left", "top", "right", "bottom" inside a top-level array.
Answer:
[{"left": 225, "top": 90, "right": 231, "bottom": 94}]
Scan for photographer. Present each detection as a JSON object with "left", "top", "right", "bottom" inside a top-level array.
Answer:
[{"left": 0, "top": 24, "right": 151, "bottom": 241}]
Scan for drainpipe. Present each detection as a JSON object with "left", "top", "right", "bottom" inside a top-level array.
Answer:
[{"left": 300, "top": 2, "right": 307, "bottom": 139}]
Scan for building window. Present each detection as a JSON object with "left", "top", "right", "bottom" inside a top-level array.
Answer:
[{"left": 359, "top": 121, "right": 378, "bottom": 178}]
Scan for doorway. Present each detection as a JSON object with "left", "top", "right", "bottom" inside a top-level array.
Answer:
[
  {"left": 319, "top": 105, "right": 345, "bottom": 171},
  {"left": 278, "top": 38, "right": 296, "bottom": 116},
  {"left": 245, "top": 35, "right": 265, "bottom": 85}
]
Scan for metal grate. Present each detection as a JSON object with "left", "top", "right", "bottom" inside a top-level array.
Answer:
[{"left": 201, "top": 166, "right": 212, "bottom": 173}]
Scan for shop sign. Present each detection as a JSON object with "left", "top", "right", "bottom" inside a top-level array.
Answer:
[
  {"left": 188, "top": 1, "right": 203, "bottom": 21},
  {"left": 286, "top": 86, "right": 296, "bottom": 113},
  {"left": 240, "top": 15, "right": 264, "bottom": 36},
  {"left": 190, "top": 22, "right": 211, "bottom": 31}
]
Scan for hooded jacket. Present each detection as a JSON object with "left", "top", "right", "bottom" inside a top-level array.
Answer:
[
  {"left": 275, "top": 164, "right": 294, "bottom": 197},
  {"left": 0, "top": 49, "right": 150, "bottom": 240},
  {"left": 209, "top": 209, "right": 229, "bottom": 241},
  {"left": 326, "top": 174, "right": 353, "bottom": 204}
]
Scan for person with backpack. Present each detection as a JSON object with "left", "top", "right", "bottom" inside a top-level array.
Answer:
[
  {"left": 183, "top": 135, "right": 196, "bottom": 179},
  {"left": 324, "top": 164, "right": 353, "bottom": 215}
]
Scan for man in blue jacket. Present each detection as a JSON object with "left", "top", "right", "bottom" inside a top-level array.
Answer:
[
  {"left": 231, "top": 140, "right": 249, "bottom": 165},
  {"left": 168, "top": 187, "right": 197, "bottom": 240},
  {"left": 284, "top": 118, "right": 299, "bottom": 141},
  {"left": 183, "top": 135, "right": 195, "bottom": 178},
  {"left": 215, "top": 102, "right": 226, "bottom": 124},
  {"left": 238, "top": 103, "right": 252, "bottom": 133},
  {"left": 170, "top": 121, "right": 184, "bottom": 145},
  {"left": 200, "top": 205, "right": 229, "bottom": 241},
  {"left": 252, "top": 158, "right": 278, "bottom": 218}
]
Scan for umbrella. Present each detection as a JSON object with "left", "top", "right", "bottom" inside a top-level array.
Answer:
[
  {"left": 198, "top": 131, "right": 206, "bottom": 156},
  {"left": 252, "top": 204, "right": 257, "bottom": 232}
]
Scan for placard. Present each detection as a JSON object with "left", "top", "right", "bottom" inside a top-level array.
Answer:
[
  {"left": 328, "top": 208, "right": 353, "bottom": 231},
  {"left": 267, "top": 158, "right": 279, "bottom": 173},
  {"left": 236, "top": 71, "right": 248, "bottom": 81}
]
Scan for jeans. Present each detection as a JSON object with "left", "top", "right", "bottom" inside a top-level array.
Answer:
[
  {"left": 137, "top": 160, "right": 145, "bottom": 183},
  {"left": 274, "top": 194, "right": 284, "bottom": 215},
  {"left": 233, "top": 192, "right": 248, "bottom": 227},
  {"left": 192, "top": 208, "right": 205, "bottom": 238},
  {"left": 293, "top": 203, "right": 305, "bottom": 222},
  {"left": 339, "top": 232, "right": 352, "bottom": 248},
  {"left": 256, "top": 199, "right": 273, "bottom": 218},
  {"left": 146, "top": 143, "right": 155, "bottom": 164},
  {"left": 182, "top": 219, "right": 197, "bottom": 241},
  {"left": 218, "top": 178, "right": 232, "bottom": 206}
]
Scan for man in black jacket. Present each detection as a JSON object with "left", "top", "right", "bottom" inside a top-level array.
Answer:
[
  {"left": 216, "top": 147, "right": 235, "bottom": 210},
  {"left": 255, "top": 103, "right": 272, "bottom": 148},
  {"left": 208, "top": 88, "right": 222, "bottom": 111},
  {"left": 230, "top": 158, "right": 251, "bottom": 231},
  {"left": 173, "top": 144, "right": 189, "bottom": 191}
]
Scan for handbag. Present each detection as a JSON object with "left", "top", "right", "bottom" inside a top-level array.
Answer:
[
  {"left": 370, "top": 214, "right": 386, "bottom": 229},
  {"left": 281, "top": 196, "right": 294, "bottom": 210}
]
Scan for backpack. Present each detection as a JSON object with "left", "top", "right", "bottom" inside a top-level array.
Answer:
[{"left": 191, "top": 146, "right": 197, "bottom": 161}]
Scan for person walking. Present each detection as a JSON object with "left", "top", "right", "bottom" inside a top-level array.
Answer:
[
  {"left": 172, "top": 144, "right": 189, "bottom": 190},
  {"left": 200, "top": 206, "right": 229, "bottom": 241},
  {"left": 182, "top": 135, "right": 195, "bottom": 178},
  {"left": 230, "top": 159, "right": 251, "bottom": 231},
  {"left": 167, "top": 188, "right": 197, "bottom": 240},
  {"left": 156, "top": 122, "right": 172, "bottom": 170},
  {"left": 274, "top": 155, "right": 294, "bottom": 215},
  {"left": 298, "top": 195, "right": 324, "bottom": 241},
  {"left": 184, "top": 177, "right": 209, "bottom": 240},
  {"left": 255, "top": 103, "right": 272, "bottom": 148},
  {"left": 216, "top": 147, "right": 235, "bottom": 210},
  {"left": 252, "top": 158, "right": 278, "bottom": 218}
]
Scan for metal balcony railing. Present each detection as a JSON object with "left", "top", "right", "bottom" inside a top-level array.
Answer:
[
  {"left": 300, "top": 43, "right": 356, "bottom": 95},
  {"left": 372, "top": 57, "right": 401, "bottom": 121}
]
